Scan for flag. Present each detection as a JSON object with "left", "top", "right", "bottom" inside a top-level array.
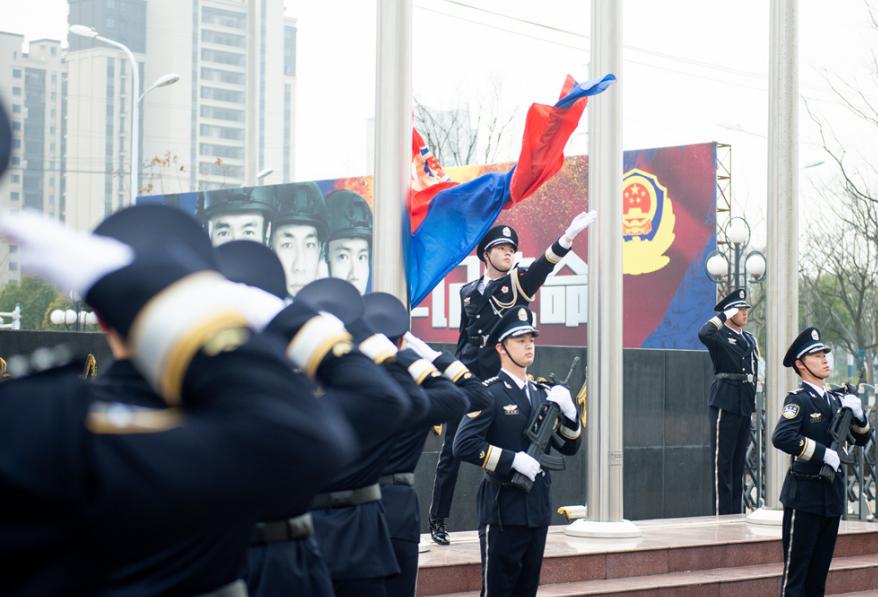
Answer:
[{"left": 406, "top": 73, "right": 616, "bottom": 306}]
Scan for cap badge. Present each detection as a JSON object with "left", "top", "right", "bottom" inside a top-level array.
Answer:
[
  {"left": 518, "top": 308, "right": 528, "bottom": 321},
  {"left": 502, "top": 226, "right": 511, "bottom": 237},
  {"left": 738, "top": 290, "right": 745, "bottom": 298},
  {"left": 811, "top": 329, "right": 819, "bottom": 341}
]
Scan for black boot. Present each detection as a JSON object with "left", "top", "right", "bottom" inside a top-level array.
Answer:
[{"left": 429, "top": 517, "right": 450, "bottom": 545}]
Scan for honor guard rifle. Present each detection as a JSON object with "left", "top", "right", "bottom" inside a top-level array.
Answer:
[
  {"left": 511, "top": 356, "right": 580, "bottom": 492},
  {"left": 819, "top": 383, "right": 858, "bottom": 483}
]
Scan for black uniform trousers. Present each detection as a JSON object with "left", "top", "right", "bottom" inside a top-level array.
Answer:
[
  {"left": 478, "top": 523, "right": 548, "bottom": 597},
  {"left": 430, "top": 416, "right": 462, "bottom": 520},
  {"left": 780, "top": 507, "right": 840, "bottom": 597},
  {"left": 242, "top": 537, "right": 335, "bottom": 597},
  {"left": 709, "top": 406, "right": 751, "bottom": 514},
  {"left": 386, "top": 537, "right": 419, "bottom": 597}
]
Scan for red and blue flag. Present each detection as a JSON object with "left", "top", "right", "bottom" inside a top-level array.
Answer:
[{"left": 407, "top": 73, "right": 616, "bottom": 306}]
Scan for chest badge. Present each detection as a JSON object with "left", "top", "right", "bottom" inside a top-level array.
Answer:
[
  {"left": 503, "top": 404, "right": 520, "bottom": 416},
  {"left": 810, "top": 412, "right": 822, "bottom": 422},
  {"left": 464, "top": 297, "right": 471, "bottom": 305},
  {"left": 728, "top": 338, "right": 737, "bottom": 345},
  {"left": 501, "top": 285, "right": 509, "bottom": 294}
]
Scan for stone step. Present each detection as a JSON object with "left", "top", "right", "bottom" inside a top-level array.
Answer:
[
  {"left": 416, "top": 516, "right": 878, "bottom": 596},
  {"left": 432, "top": 555, "right": 878, "bottom": 596}
]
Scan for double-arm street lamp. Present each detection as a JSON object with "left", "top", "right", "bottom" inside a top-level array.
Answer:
[
  {"left": 69, "top": 25, "right": 179, "bottom": 204},
  {"left": 705, "top": 215, "right": 767, "bottom": 293}
]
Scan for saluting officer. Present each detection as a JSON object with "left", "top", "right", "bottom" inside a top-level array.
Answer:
[
  {"left": 772, "top": 327, "right": 871, "bottom": 597},
  {"left": 698, "top": 288, "right": 759, "bottom": 515},
  {"left": 453, "top": 306, "right": 582, "bottom": 597},
  {"left": 429, "top": 210, "right": 596, "bottom": 544},
  {"left": 0, "top": 209, "right": 357, "bottom": 595}
]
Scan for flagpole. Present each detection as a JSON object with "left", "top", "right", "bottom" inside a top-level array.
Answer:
[
  {"left": 566, "top": 0, "right": 640, "bottom": 539},
  {"left": 372, "top": 0, "right": 412, "bottom": 303}
]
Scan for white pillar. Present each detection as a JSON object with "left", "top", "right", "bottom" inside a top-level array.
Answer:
[
  {"left": 748, "top": 0, "right": 798, "bottom": 527},
  {"left": 371, "top": 0, "right": 411, "bottom": 303},
  {"left": 566, "top": 0, "right": 639, "bottom": 539}
]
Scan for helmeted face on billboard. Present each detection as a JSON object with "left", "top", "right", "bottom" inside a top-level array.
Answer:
[
  {"left": 208, "top": 212, "right": 267, "bottom": 246},
  {"left": 272, "top": 223, "right": 322, "bottom": 296},
  {"left": 327, "top": 238, "right": 370, "bottom": 293}
]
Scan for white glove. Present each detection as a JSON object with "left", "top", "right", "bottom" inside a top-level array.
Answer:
[
  {"left": 723, "top": 307, "right": 740, "bottom": 320},
  {"left": 226, "top": 282, "right": 285, "bottom": 330},
  {"left": 841, "top": 394, "right": 865, "bottom": 422},
  {"left": 562, "top": 210, "right": 597, "bottom": 243},
  {"left": 547, "top": 385, "right": 577, "bottom": 421},
  {"left": 512, "top": 451, "right": 541, "bottom": 481},
  {"left": 0, "top": 209, "right": 133, "bottom": 295},
  {"left": 358, "top": 332, "right": 398, "bottom": 362},
  {"left": 823, "top": 448, "right": 840, "bottom": 472},
  {"left": 403, "top": 331, "right": 441, "bottom": 361}
]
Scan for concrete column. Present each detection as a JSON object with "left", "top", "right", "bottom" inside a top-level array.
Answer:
[
  {"left": 566, "top": 0, "right": 639, "bottom": 538},
  {"left": 371, "top": 0, "right": 412, "bottom": 303},
  {"left": 748, "top": 0, "right": 799, "bottom": 526}
]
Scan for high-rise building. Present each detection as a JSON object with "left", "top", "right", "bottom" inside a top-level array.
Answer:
[
  {"left": 0, "top": 33, "right": 66, "bottom": 287},
  {"left": 64, "top": 46, "right": 141, "bottom": 231},
  {"left": 142, "top": 0, "right": 297, "bottom": 192},
  {"left": 68, "top": 0, "right": 147, "bottom": 53}
]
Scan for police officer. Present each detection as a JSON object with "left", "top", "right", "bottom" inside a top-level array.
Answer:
[
  {"left": 200, "top": 185, "right": 276, "bottom": 246},
  {"left": 453, "top": 306, "right": 582, "bottom": 597},
  {"left": 429, "top": 210, "right": 596, "bottom": 544},
  {"left": 215, "top": 242, "right": 415, "bottom": 597},
  {"left": 0, "top": 208, "right": 357, "bottom": 595},
  {"left": 773, "top": 327, "right": 871, "bottom": 597},
  {"left": 325, "top": 189, "right": 373, "bottom": 293},
  {"left": 360, "top": 292, "right": 488, "bottom": 597},
  {"left": 698, "top": 288, "right": 759, "bottom": 515},
  {"left": 272, "top": 182, "right": 328, "bottom": 296}
]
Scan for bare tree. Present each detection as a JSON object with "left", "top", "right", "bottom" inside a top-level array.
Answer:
[
  {"left": 414, "top": 82, "right": 517, "bottom": 167},
  {"left": 139, "top": 151, "right": 189, "bottom": 196}
]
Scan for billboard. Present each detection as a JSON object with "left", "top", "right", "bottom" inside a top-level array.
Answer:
[{"left": 143, "top": 142, "right": 717, "bottom": 349}]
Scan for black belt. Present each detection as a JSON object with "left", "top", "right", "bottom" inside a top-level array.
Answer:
[
  {"left": 715, "top": 373, "right": 754, "bottom": 383},
  {"left": 251, "top": 513, "right": 314, "bottom": 544},
  {"left": 379, "top": 472, "right": 415, "bottom": 487},
  {"left": 467, "top": 335, "right": 489, "bottom": 347},
  {"left": 790, "top": 471, "right": 823, "bottom": 481},
  {"left": 310, "top": 483, "right": 382, "bottom": 509}
]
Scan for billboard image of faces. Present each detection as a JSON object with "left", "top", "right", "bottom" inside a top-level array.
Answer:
[{"left": 145, "top": 181, "right": 375, "bottom": 297}]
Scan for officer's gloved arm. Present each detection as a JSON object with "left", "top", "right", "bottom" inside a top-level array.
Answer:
[
  {"left": 452, "top": 405, "right": 515, "bottom": 478},
  {"left": 842, "top": 393, "right": 872, "bottom": 444},
  {"left": 383, "top": 348, "right": 435, "bottom": 425},
  {"left": 402, "top": 334, "right": 471, "bottom": 424},
  {"left": 698, "top": 308, "right": 738, "bottom": 347},
  {"left": 771, "top": 395, "right": 825, "bottom": 464},
  {"left": 519, "top": 211, "right": 596, "bottom": 297}
]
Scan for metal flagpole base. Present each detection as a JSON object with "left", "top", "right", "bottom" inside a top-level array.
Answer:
[
  {"left": 564, "top": 519, "right": 642, "bottom": 538},
  {"left": 746, "top": 507, "right": 784, "bottom": 526}
]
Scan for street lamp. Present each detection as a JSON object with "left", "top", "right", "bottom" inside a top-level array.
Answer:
[
  {"left": 69, "top": 26, "right": 179, "bottom": 204},
  {"left": 704, "top": 215, "right": 767, "bottom": 293}
]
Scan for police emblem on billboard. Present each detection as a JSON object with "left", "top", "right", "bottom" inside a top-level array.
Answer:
[{"left": 621, "top": 168, "right": 676, "bottom": 275}]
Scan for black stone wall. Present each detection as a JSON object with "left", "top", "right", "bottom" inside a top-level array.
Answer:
[{"left": 0, "top": 332, "right": 714, "bottom": 529}]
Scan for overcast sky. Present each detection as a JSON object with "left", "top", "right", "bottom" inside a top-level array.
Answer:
[{"left": 4, "top": 0, "right": 878, "bottom": 247}]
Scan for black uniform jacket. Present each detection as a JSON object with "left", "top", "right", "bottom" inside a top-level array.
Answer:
[
  {"left": 456, "top": 240, "right": 570, "bottom": 377},
  {"left": 452, "top": 370, "right": 581, "bottom": 527},
  {"left": 0, "top": 333, "right": 356, "bottom": 597},
  {"left": 697, "top": 311, "right": 759, "bottom": 415},
  {"left": 772, "top": 383, "right": 871, "bottom": 517},
  {"left": 380, "top": 353, "right": 475, "bottom": 542}
]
